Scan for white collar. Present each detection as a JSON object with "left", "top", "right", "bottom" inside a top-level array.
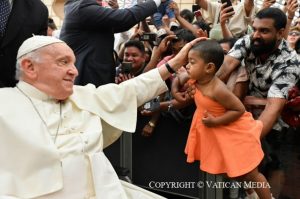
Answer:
[{"left": 16, "top": 81, "right": 54, "bottom": 101}]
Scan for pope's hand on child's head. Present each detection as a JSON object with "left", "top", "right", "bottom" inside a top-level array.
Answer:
[{"left": 169, "top": 37, "right": 208, "bottom": 67}]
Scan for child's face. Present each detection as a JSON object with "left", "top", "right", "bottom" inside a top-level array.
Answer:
[{"left": 186, "top": 49, "right": 208, "bottom": 81}]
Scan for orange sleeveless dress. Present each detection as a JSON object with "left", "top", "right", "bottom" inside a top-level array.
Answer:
[{"left": 185, "top": 88, "right": 264, "bottom": 177}]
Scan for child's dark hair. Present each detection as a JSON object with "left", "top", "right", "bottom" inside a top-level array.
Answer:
[{"left": 191, "top": 40, "right": 224, "bottom": 70}]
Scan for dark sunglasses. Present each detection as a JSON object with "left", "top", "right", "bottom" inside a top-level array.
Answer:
[{"left": 288, "top": 31, "right": 300, "bottom": 36}]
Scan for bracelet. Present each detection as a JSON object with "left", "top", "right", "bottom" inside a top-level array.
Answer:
[
  {"left": 148, "top": 121, "right": 156, "bottom": 128},
  {"left": 165, "top": 62, "right": 176, "bottom": 74},
  {"left": 167, "top": 101, "right": 173, "bottom": 112}
]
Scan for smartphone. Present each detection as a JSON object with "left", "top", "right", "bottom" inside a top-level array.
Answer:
[
  {"left": 143, "top": 97, "right": 160, "bottom": 111},
  {"left": 221, "top": 0, "right": 234, "bottom": 13},
  {"left": 140, "top": 33, "right": 157, "bottom": 42},
  {"left": 192, "top": 4, "right": 201, "bottom": 13},
  {"left": 121, "top": 62, "right": 133, "bottom": 74}
]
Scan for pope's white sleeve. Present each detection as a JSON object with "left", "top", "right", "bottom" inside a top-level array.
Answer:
[{"left": 121, "top": 68, "right": 168, "bottom": 106}]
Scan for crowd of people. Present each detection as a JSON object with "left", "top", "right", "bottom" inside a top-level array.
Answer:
[{"left": 1, "top": 0, "right": 300, "bottom": 198}]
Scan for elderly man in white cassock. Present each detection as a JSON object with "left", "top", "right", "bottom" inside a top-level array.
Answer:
[{"left": 0, "top": 35, "right": 203, "bottom": 199}]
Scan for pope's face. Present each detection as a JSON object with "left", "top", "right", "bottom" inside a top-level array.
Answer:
[{"left": 32, "top": 43, "right": 78, "bottom": 100}]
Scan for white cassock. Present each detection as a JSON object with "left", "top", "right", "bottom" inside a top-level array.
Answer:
[{"left": 0, "top": 69, "right": 167, "bottom": 199}]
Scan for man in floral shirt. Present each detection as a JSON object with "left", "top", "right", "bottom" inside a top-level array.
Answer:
[{"left": 217, "top": 7, "right": 300, "bottom": 198}]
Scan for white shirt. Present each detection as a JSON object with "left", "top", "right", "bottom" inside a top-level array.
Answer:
[{"left": 0, "top": 69, "right": 167, "bottom": 199}]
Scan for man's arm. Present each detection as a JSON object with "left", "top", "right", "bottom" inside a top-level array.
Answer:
[
  {"left": 78, "top": 0, "right": 159, "bottom": 32},
  {"left": 37, "top": 4, "right": 49, "bottom": 36},
  {"left": 283, "top": 0, "right": 298, "bottom": 39},
  {"left": 243, "top": 0, "right": 254, "bottom": 17},
  {"left": 216, "top": 55, "right": 241, "bottom": 82},
  {"left": 220, "top": 3, "right": 234, "bottom": 39},
  {"left": 171, "top": 2, "right": 201, "bottom": 38},
  {"left": 197, "top": 0, "right": 208, "bottom": 10},
  {"left": 258, "top": 98, "right": 286, "bottom": 138}
]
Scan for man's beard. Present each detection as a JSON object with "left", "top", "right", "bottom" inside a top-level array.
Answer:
[{"left": 250, "top": 37, "right": 277, "bottom": 56}]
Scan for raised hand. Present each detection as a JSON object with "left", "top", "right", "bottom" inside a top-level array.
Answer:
[
  {"left": 169, "top": 1, "right": 180, "bottom": 17},
  {"left": 261, "top": 0, "right": 276, "bottom": 9},
  {"left": 108, "top": 0, "right": 119, "bottom": 9},
  {"left": 156, "top": 34, "right": 177, "bottom": 54},
  {"left": 220, "top": 3, "right": 235, "bottom": 25},
  {"left": 286, "top": 0, "right": 298, "bottom": 20}
]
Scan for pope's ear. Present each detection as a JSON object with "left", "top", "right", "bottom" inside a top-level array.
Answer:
[{"left": 20, "top": 58, "right": 37, "bottom": 79}]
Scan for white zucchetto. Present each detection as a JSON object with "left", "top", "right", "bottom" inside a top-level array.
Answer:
[{"left": 17, "top": 35, "right": 64, "bottom": 59}]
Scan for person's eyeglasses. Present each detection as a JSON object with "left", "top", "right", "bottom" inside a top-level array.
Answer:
[{"left": 288, "top": 31, "right": 300, "bottom": 36}]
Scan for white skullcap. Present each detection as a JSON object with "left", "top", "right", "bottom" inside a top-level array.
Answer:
[{"left": 17, "top": 35, "right": 65, "bottom": 59}]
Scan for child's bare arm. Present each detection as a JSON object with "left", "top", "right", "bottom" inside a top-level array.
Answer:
[{"left": 202, "top": 80, "right": 245, "bottom": 127}]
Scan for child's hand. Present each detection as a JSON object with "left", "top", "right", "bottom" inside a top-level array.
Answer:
[{"left": 202, "top": 111, "right": 217, "bottom": 127}]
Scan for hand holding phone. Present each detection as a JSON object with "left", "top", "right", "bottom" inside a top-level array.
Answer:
[
  {"left": 140, "top": 33, "right": 157, "bottom": 42},
  {"left": 192, "top": 4, "right": 201, "bottom": 12},
  {"left": 220, "top": 0, "right": 234, "bottom": 13},
  {"left": 220, "top": 1, "right": 235, "bottom": 22},
  {"left": 120, "top": 62, "right": 133, "bottom": 74}
]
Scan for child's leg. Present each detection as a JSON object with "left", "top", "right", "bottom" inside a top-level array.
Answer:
[
  {"left": 165, "top": 2, "right": 178, "bottom": 30},
  {"left": 152, "top": 12, "right": 164, "bottom": 30},
  {"left": 237, "top": 167, "right": 272, "bottom": 199}
]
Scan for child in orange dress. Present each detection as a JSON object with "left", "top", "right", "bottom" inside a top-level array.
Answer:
[{"left": 184, "top": 40, "right": 271, "bottom": 199}]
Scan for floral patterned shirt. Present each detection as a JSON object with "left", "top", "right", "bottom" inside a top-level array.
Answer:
[{"left": 228, "top": 35, "right": 300, "bottom": 130}]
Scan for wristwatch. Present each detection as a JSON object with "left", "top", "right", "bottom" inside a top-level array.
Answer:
[{"left": 148, "top": 121, "right": 156, "bottom": 128}]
